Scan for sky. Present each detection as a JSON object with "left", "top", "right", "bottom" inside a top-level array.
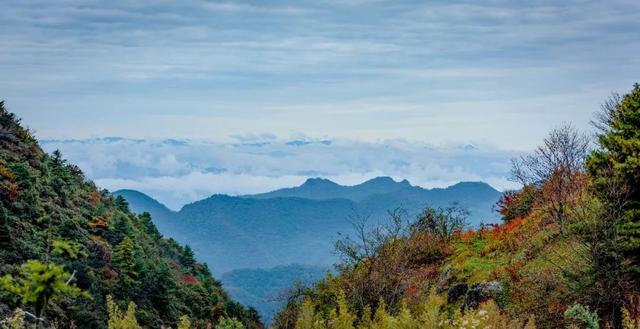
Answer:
[{"left": 1, "top": 0, "right": 639, "bottom": 207}]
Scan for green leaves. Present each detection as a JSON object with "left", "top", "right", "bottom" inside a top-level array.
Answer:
[
  {"left": 52, "top": 239, "right": 86, "bottom": 259},
  {"left": 1, "top": 259, "right": 88, "bottom": 316}
]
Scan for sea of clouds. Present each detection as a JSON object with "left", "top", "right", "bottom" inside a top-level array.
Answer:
[{"left": 42, "top": 136, "right": 521, "bottom": 210}]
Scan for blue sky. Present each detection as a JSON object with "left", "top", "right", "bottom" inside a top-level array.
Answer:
[{"left": 2, "top": 0, "right": 639, "bottom": 206}]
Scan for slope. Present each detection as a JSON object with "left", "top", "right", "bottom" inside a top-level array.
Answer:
[{"left": 0, "top": 102, "right": 262, "bottom": 328}]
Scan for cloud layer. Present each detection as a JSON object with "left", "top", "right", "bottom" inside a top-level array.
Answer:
[
  {"left": 42, "top": 137, "right": 520, "bottom": 209},
  {"left": 1, "top": 0, "right": 639, "bottom": 150}
]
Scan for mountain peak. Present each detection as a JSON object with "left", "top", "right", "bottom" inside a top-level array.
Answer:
[
  {"left": 301, "top": 177, "right": 339, "bottom": 187},
  {"left": 359, "top": 176, "right": 411, "bottom": 188},
  {"left": 447, "top": 181, "right": 499, "bottom": 193}
]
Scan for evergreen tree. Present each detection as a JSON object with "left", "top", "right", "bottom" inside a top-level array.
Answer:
[
  {"left": 113, "top": 237, "right": 137, "bottom": 289},
  {"left": 181, "top": 245, "right": 196, "bottom": 269},
  {"left": 586, "top": 83, "right": 640, "bottom": 281}
]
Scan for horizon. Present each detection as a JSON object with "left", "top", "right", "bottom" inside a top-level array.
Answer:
[
  {"left": 3, "top": 0, "right": 639, "bottom": 210},
  {"left": 114, "top": 175, "right": 499, "bottom": 211}
]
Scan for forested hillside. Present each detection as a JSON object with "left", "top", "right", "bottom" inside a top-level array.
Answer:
[
  {"left": 272, "top": 84, "right": 640, "bottom": 329},
  {"left": 0, "top": 102, "right": 262, "bottom": 328}
]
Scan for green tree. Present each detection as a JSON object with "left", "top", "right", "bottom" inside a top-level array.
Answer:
[
  {"left": 216, "top": 317, "right": 245, "bottom": 329},
  {"left": 181, "top": 245, "right": 196, "bottom": 269},
  {"left": 113, "top": 237, "right": 137, "bottom": 289},
  {"left": 328, "top": 291, "right": 355, "bottom": 329},
  {"left": 586, "top": 83, "right": 640, "bottom": 280},
  {"left": 0, "top": 260, "right": 87, "bottom": 317},
  {"left": 296, "top": 299, "right": 325, "bottom": 329}
]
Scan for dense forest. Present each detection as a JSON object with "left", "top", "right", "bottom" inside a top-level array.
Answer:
[
  {"left": 271, "top": 84, "right": 640, "bottom": 329},
  {"left": 0, "top": 101, "right": 262, "bottom": 328}
]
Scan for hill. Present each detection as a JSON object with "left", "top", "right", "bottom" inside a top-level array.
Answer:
[
  {"left": 117, "top": 177, "right": 502, "bottom": 325},
  {"left": 222, "top": 265, "right": 328, "bottom": 325},
  {"left": 0, "top": 102, "right": 262, "bottom": 328},
  {"left": 118, "top": 178, "right": 501, "bottom": 275},
  {"left": 270, "top": 85, "right": 640, "bottom": 329}
]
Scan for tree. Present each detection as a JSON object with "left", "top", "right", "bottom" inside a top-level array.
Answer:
[
  {"left": 113, "top": 237, "right": 137, "bottom": 289},
  {"left": 494, "top": 185, "right": 538, "bottom": 222},
  {"left": 178, "top": 315, "right": 192, "bottom": 329},
  {"left": 511, "top": 124, "right": 589, "bottom": 234},
  {"left": 0, "top": 260, "right": 87, "bottom": 318},
  {"left": 411, "top": 204, "right": 468, "bottom": 241},
  {"left": 296, "top": 300, "right": 325, "bottom": 329},
  {"left": 216, "top": 317, "right": 245, "bottom": 329},
  {"left": 586, "top": 83, "right": 640, "bottom": 282},
  {"left": 106, "top": 295, "right": 142, "bottom": 329},
  {"left": 181, "top": 245, "right": 196, "bottom": 269},
  {"left": 327, "top": 291, "right": 355, "bottom": 329}
]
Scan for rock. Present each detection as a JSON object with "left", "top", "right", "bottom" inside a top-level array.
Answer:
[
  {"left": 461, "top": 281, "right": 502, "bottom": 312},
  {"left": 447, "top": 282, "right": 468, "bottom": 303},
  {"left": 436, "top": 265, "right": 452, "bottom": 293}
]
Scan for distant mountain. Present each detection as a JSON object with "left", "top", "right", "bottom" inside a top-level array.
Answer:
[
  {"left": 222, "top": 264, "right": 328, "bottom": 324},
  {"left": 116, "top": 177, "right": 502, "bottom": 324},
  {"left": 250, "top": 176, "right": 412, "bottom": 201},
  {"left": 116, "top": 177, "right": 501, "bottom": 274},
  {"left": 113, "top": 189, "right": 177, "bottom": 234}
]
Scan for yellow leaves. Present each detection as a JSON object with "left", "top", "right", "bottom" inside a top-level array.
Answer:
[
  {"left": 177, "top": 315, "right": 192, "bottom": 329},
  {"left": 106, "top": 295, "right": 142, "bottom": 329},
  {"left": 294, "top": 288, "right": 537, "bottom": 329}
]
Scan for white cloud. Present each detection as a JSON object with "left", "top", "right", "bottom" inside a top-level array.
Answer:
[{"left": 42, "top": 137, "right": 521, "bottom": 209}]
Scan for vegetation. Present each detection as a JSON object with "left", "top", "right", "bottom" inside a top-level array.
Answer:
[
  {"left": 272, "top": 84, "right": 640, "bottom": 329},
  {"left": 0, "top": 101, "right": 261, "bottom": 328}
]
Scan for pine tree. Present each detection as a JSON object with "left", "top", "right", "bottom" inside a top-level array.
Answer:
[
  {"left": 586, "top": 83, "right": 640, "bottom": 282},
  {"left": 296, "top": 299, "right": 325, "bottom": 329},
  {"left": 113, "top": 237, "right": 137, "bottom": 289},
  {"left": 328, "top": 291, "right": 355, "bottom": 329},
  {"left": 181, "top": 245, "right": 196, "bottom": 269}
]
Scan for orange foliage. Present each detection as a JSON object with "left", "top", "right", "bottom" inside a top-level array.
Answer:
[
  {"left": 488, "top": 217, "right": 525, "bottom": 239},
  {"left": 181, "top": 274, "right": 198, "bottom": 284},
  {"left": 90, "top": 216, "right": 109, "bottom": 230},
  {"left": 460, "top": 229, "right": 475, "bottom": 242},
  {"left": 89, "top": 191, "right": 101, "bottom": 205},
  {"left": 0, "top": 165, "right": 15, "bottom": 181}
]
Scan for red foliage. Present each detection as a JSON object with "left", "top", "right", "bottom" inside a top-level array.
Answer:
[
  {"left": 488, "top": 217, "right": 524, "bottom": 239},
  {"left": 181, "top": 274, "right": 198, "bottom": 285},
  {"left": 7, "top": 182, "right": 18, "bottom": 202},
  {"left": 461, "top": 229, "right": 475, "bottom": 242}
]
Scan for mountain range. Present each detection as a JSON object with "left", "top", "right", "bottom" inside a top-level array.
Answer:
[
  {"left": 115, "top": 177, "right": 502, "bottom": 323},
  {"left": 115, "top": 177, "right": 501, "bottom": 274}
]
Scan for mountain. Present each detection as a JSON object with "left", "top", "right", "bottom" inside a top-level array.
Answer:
[
  {"left": 117, "top": 177, "right": 502, "bottom": 324},
  {"left": 222, "top": 264, "right": 328, "bottom": 325},
  {"left": 250, "top": 176, "right": 412, "bottom": 201},
  {"left": 118, "top": 178, "right": 501, "bottom": 275},
  {"left": 0, "top": 103, "right": 262, "bottom": 328}
]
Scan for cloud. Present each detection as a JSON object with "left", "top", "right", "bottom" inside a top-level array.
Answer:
[
  {"left": 41, "top": 137, "right": 521, "bottom": 209},
  {"left": 1, "top": 0, "right": 638, "bottom": 159}
]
